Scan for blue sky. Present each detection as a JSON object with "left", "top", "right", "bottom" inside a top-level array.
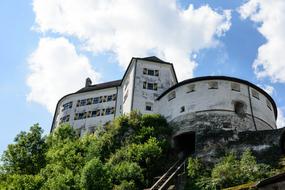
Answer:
[{"left": 1, "top": 0, "right": 285, "bottom": 156}]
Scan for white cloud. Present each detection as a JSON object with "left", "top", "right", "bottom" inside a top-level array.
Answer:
[
  {"left": 27, "top": 37, "right": 100, "bottom": 113},
  {"left": 239, "top": 0, "right": 285, "bottom": 83},
  {"left": 277, "top": 108, "right": 285, "bottom": 128},
  {"left": 258, "top": 84, "right": 274, "bottom": 95},
  {"left": 32, "top": 0, "right": 231, "bottom": 80}
]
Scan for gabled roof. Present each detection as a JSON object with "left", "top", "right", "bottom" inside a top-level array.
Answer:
[
  {"left": 137, "top": 56, "right": 171, "bottom": 64},
  {"left": 77, "top": 80, "right": 121, "bottom": 93}
]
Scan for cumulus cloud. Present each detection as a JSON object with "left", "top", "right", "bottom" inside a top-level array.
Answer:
[
  {"left": 27, "top": 37, "right": 100, "bottom": 113},
  {"left": 32, "top": 0, "right": 231, "bottom": 80},
  {"left": 258, "top": 84, "right": 274, "bottom": 95},
  {"left": 239, "top": 0, "right": 285, "bottom": 83}
]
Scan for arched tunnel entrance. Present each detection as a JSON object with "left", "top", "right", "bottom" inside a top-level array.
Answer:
[{"left": 174, "top": 132, "right": 196, "bottom": 157}]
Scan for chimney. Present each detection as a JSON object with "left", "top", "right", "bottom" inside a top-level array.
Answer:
[{"left": 85, "top": 77, "right": 92, "bottom": 87}]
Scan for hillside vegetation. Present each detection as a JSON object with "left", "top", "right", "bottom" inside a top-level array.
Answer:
[
  {"left": 1, "top": 111, "right": 284, "bottom": 190},
  {"left": 0, "top": 112, "right": 174, "bottom": 189}
]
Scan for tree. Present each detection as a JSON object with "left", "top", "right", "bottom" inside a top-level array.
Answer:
[
  {"left": 1, "top": 124, "right": 47, "bottom": 175},
  {"left": 80, "top": 157, "right": 111, "bottom": 190}
]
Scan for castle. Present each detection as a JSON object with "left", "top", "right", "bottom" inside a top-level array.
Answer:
[
  {"left": 51, "top": 56, "right": 277, "bottom": 137},
  {"left": 51, "top": 56, "right": 285, "bottom": 189}
]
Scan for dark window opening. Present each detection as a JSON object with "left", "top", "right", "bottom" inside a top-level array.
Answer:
[
  {"left": 234, "top": 101, "right": 246, "bottom": 118},
  {"left": 180, "top": 106, "right": 185, "bottom": 113}
]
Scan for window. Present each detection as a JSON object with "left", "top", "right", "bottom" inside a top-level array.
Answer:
[
  {"left": 91, "top": 110, "right": 100, "bottom": 117},
  {"left": 107, "top": 95, "right": 113, "bottom": 102},
  {"left": 168, "top": 91, "right": 176, "bottom": 101},
  {"left": 148, "top": 69, "right": 154, "bottom": 76},
  {"left": 180, "top": 106, "right": 185, "bottom": 113},
  {"left": 208, "top": 81, "right": 218, "bottom": 89},
  {"left": 186, "top": 84, "right": 195, "bottom": 93},
  {"left": 231, "top": 83, "right": 240, "bottom": 92},
  {"left": 80, "top": 99, "right": 86, "bottom": 106},
  {"left": 86, "top": 98, "right": 92, "bottom": 105},
  {"left": 251, "top": 89, "right": 259, "bottom": 99},
  {"left": 266, "top": 99, "right": 272, "bottom": 110},
  {"left": 106, "top": 107, "right": 115, "bottom": 115},
  {"left": 74, "top": 112, "right": 86, "bottom": 120},
  {"left": 78, "top": 112, "right": 85, "bottom": 120},
  {"left": 154, "top": 70, "right": 159, "bottom": 76},
  {"left": 62, "top": 101, "right": 72, "bottom": 111},
  {"left": 145, "top": 102, "right": 153, "bottom": 111},
  {"left": 93, "top": 97, "right": 99, "bottom": 104},
  {"left": 143, "top": 68, "right": 159, "bottom": 76},
  {"left": 60, "top": 115, "right": 70, "bottom": 123},
  {"left": 143, "top": 82, "right": 158, "bottom": 91}
]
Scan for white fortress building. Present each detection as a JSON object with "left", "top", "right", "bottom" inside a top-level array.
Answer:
[{"left": 51, "top": 56, "right": 277, "bottom": 136}]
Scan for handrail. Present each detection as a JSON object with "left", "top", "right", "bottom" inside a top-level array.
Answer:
[
  {"left": 158, "top": 160, "right": 186, "bottom": 190},
  {"left": 149, "top": 158, "right": 186, "bottom": 190},
  {"left": 149, "top": 160, "right": 180, "bottom": 190}
]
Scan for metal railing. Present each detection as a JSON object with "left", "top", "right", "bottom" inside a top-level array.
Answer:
[{"left": 149, "top": 158, "right": 186, "bottom": 190}]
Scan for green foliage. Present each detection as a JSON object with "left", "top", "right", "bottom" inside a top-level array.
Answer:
[
  {"left": 80, "top": 157, "right": 111, "bottom": 190},
  {"left": 0, "top": 111, "right": 173, "bottom": 189},
  {"left": 1, "top": 124, "right": 47, "bottom": 175},
  {"left": 186, "top": 149, "right": 272, "bottom": 189},
  {"left": 0, "top": 174, "right": 44, "bottom": 190}
]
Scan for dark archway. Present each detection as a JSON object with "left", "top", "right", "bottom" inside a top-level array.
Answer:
[{"left": 174, "top": 132, "right": 195, "bottom": 156}]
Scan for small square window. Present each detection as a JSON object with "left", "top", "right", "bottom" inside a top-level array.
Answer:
[
  {"left": 93, "top": 97, "right": 99, "bottom": 104},
  {"left": 80, "top": 99, "right": 86, "bottom": 106},
  {"left": 186, "top": 84, "right": 195, "bottom": 93},
  {"left": 231, "top": 83, "right": 240, "bottom": 92},
  {"left": 107, "top": 95, "right": 112, "bottom": 102},
  {"left": 208, "top": 81, "right": 218, "bottom": 89},
  {"left": 106, "top": 108, "right": 111, "bottom": 115},
  {"left": 251, "top": 89, "right": 259, "bottom": 99},
  {"left": 148, "top": 69, "right": 154, "bottom": 76},
  {"left": 180, "top": 106, "right": 185, "bottom": 113},
  {"left": 154, "top": 70, "right": 159, "bottom": 76},
  {"left": 147, "top": 83, "right": 154, "bottom": 90},
  {"left": 145, "top": 102, "right": 153, "bottom": 111}
]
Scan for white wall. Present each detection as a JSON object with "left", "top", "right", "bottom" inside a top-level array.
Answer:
[
  {"left": 157, "top": 79, "right": 276, "bottom": 130},
  {"left": 54, "top": 87, "right": 117, "bottom": 134},
  {"left": 132, "top": 60, "right": 177, "bottom": 114}
]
